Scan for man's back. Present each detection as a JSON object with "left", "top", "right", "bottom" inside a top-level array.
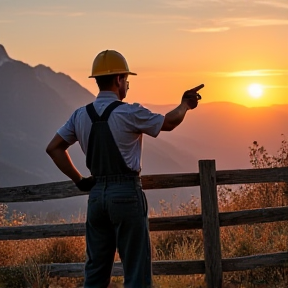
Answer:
[{"left": 57, "top": 91, "right": 164, "bottom": 172}]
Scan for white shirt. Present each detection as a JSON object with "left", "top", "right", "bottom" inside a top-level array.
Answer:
[{"left": 57, "top": 92, "right": 165, "bottom": 172}]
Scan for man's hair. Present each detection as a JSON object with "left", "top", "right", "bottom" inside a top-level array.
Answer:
[{"left": 95, "top": 74, "right": 126, "bottom": 90}]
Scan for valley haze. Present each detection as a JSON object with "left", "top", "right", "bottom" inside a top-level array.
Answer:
[{"left": 0, "top": 44, "right": 287, "bottom": 219}]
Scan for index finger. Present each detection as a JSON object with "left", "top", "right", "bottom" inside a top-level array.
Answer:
[{"left": 190, "top": 84, "right": 204, "bottom": 92}]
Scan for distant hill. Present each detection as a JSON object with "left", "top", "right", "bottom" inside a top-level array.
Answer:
[
  {"left": 1, "top": 44, "right": 287, "bottom": 218},
  {"left": 149, "top": 102, "right": 288, "bottom": 171},
  {"left": 0, "top": 160, "right": 42, "bottom": 186}
]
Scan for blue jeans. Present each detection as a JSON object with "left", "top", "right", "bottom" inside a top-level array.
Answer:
[{"left": 84, "top": 176, "right": 152, "bottom": 288}]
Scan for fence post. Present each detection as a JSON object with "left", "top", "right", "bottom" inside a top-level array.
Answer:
[{"left": 199, "top": 160, "right": 222, "bottom": 288}]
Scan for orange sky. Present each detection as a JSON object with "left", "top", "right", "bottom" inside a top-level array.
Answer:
[{"left": 1, "top": 0, "right": 287, "bottom": 107}]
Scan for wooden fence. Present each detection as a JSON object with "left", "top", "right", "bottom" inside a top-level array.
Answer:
[{"left": 1, "top": 160, "right": 288, "bottom": 288}]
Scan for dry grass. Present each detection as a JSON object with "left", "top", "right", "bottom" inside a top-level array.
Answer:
[{"left": 1, "top": 138, "right": 288, "bottom": 287}]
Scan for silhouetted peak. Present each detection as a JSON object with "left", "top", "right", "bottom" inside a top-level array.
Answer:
[
  {"left": 0, "top": 44, "right": 12, "bottom": 66},
  {"left": 34, "top": 64, "right": 52, "bottom": 71},
  {"left": 34, "top": 64, "right": 57, "bottom": 78}
]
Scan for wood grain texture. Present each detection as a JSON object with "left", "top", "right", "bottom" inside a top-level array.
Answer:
[
  {"left": 199, "top": 160, "right": 222, "bottom": 288},
  {"left": 1, "top": 167, "right": 287, "bottom": 202},
  {"left": 1, "top": 206, "right": 288, "bottom": 240},
  {"left": 1, "top": 252, "right": 287, "bottom": 277}
]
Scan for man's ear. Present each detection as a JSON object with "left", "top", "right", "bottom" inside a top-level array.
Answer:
[{"left": 115, "top": 75, "right": 121, "bottom": 87}]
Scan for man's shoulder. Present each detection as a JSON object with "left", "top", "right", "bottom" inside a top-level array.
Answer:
[
  {"left": 121, "top": 102, "right": 151, "bottom": 113},
  {"left": 68, "top": 105, "right": 89, "bottom": 122}
]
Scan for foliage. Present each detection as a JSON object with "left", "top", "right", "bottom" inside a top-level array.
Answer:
[
  {"left": 0, "top": 203, "right": 8, "bottom": 226},
  {"left": 0, "top": 266, "right": 27, "bottom": 288},
  {"left": 1, "top": 136, "right": 288, "bottom": 287},
  {"left": 218, "top": 135, "right": 288, "bottom": 287},
  {"left": 219, "top": 135, "right": 288, "bottom": 211},
  {"left": 22, "top": 257, "right": 50, "bottom": 288}
]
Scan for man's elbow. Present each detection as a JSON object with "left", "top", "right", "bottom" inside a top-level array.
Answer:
[
  {"left": 161, "top": 115, "right": 182, "bottom": 131},
  {"left": 46, "top": 134, "right": 70, "bottom": 156},
  {"left": 161, "top": 125, "right": 175, "bottom": 132},
  {"left": 46, "top": 143, "right": 54, "bottom": 157}
]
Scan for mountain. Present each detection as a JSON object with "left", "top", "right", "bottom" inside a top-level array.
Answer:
[
  {"left": 0, "top": 45, "right": 200, "bottom": 216},
  {"left": 0, "top": 44, "right": 287, "bottom": 218},
  {"left": 34, "top": 64, "right": 95, "bottom": 110},
  {"left": 0, "top": 45, "right": 93, "bottom": 184},
  {"left": 0, "top": 160, "right": 42, "bottom": 186}
]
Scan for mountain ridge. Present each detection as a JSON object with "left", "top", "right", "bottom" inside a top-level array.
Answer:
[{"left": 1, "top": 44, "right": 287, "bottom": 217}]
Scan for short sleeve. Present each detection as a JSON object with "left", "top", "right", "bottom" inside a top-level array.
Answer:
[
  {"left": 57, "top": 109, "right": 79, "bottom": 144},
  {"left": 129, "top": 103, "right": 164, "bottom": 137}
]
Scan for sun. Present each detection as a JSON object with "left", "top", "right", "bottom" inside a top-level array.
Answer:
[{"left": 248, "top": 83, "right": 263, "bottom": 99}]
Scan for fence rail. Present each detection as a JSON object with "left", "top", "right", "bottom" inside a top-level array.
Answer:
[
  {"left": 1, "top": 206, "right": 288, "bottom": 241},
  {"left": 1, "top": 161, "right": 288, "bottom": 288},
  {"left": 1, "top": 167, "right": 287, "bottom": 203}
]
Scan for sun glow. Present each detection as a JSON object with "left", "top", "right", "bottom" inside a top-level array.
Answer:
[{"left": 248, "top": 83, "right": 263, "bottom": 99}]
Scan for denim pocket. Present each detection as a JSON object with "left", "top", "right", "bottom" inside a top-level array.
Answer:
[
  {"left": 87, "top": 196, "right": 104, "bottom": 225},
  {"left": 109, "top": 195, "right": 141, "bottom": 223}
]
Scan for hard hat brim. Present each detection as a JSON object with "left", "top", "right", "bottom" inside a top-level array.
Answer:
[{"left": 88, "top": 71, "right": 137, "bottom": 78}]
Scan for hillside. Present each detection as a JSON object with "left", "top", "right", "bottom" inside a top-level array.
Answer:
[{"left": 1, "top": 44, "right": 287, "bottom": 217}]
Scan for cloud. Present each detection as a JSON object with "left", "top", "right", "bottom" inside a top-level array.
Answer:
[
  {"left": 212, "top": 69, "right": 288, "bottom": 77},
  {"left": 160, "top": 0, "right": 288, "bottom": 32},
  {"left": 181, "top": 16, "right": 288, "bottom": 34},
  {"left": 98, "top": 10, "right": 189, "bottom": 22},
  {"left": 15, "top": 10, "right": 85, "bottom": 17},
  {"left": 160, "top": 0, "right": 199, "bottom": 9},
  {"left": 256, "top": 1, "right": 288, "bottom": 9},
  {"left": 160, "top": 0, "right": 222, "bottom": 9},
  {"left": 161, "top": 0, "right": 288, "bottom": 10},
  {"left": 181, "top": 27, "right": 230, "bottom": 33},
  {"left": 229, "top": 18, "right": 288, "bottom": 27}
]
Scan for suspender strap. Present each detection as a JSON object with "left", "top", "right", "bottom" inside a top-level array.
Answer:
[
  {"left": 86, "top": 103, "right": 100, "bottom": 123},
  {"left": 86, "top": 101, "right": 125, "bottom": 123},
  {"left": 101, "top": 101, "right": 125, "bottom": 121}
]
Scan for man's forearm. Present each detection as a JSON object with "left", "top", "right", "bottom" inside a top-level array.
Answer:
[{"left": 161, "top": 103, "right": 189, "bottom": 131}]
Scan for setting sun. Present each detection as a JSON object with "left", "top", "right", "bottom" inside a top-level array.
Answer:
[{"left": 248, "top": 84, "right": 263, "bottom": 99}]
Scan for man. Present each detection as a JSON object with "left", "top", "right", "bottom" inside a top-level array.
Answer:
[{"left": 46, "top": 50, "right": 203, "bottom": 288}]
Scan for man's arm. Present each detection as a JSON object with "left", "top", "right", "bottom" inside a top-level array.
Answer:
[
  {"left": 46, "top": 133, "right": 82, "bottom": 184},
  {"left": 161, "top": 84, "right": 203, "bottom": 131},
  {"left": 161, "top": 103, "right": 189, "bottom": 131}
]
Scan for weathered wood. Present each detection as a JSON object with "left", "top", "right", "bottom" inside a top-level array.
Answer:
[
  {"left": 149, "top": 214, "right": 203, "bottom": 231},
  {"left": 0, "top": 180, "right": 83, "bottom": 202},
  {"left": 0, "top": 215, "right": 203, "bottom": 240},
  {"left": 46, "top": 260, "right": 206, "bottom": 277},
  {"left": 0, "top": 260, "right": 205, "bottom": 278},
  {"left": 1, "top": 167, "right": 287, "bottom": 203},
  {"left": 2, "top": 206, "right": 288, "bottom": 240},
  {"left": 1, "top": 164, "right": 288, "bottom": 281},
  {"left": 0, "top": 173, "right": 200, "bottom": 203},
  {"left": 220, "top": 206, "right": 288, "bottom": 226},
  {"left": 1, "top": 252, "right": 287, "bottom": 278},
  {"left": 143, "top": 173, "right": 200, "bottom": 189},
  {"left": 42, "top": 251, "right": 288, "bottom": 275},
  {"left": 222, "top": 251, "right": 288, "bottom": 272},
  {"left": 0, "top": 223, "right": 86, "bottom": 240},
  {"left": 199, "top": 160, "right": 222, "bottom": 288},
  {"left": 216, "top": 166, "right": 288, "bottom": 185}
]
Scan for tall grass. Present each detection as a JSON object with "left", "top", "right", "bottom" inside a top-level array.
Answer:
[{"left": 1, "top": 137, "right": 288, "bottom": 287}]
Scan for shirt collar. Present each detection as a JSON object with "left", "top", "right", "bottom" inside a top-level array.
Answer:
[{"left": 96, "top": 91, "right": 119, "bottom": 101}]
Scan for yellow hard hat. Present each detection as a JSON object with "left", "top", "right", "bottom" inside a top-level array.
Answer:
[{"left": 89, "top": 50, "right": 137, "bottom": 78}]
